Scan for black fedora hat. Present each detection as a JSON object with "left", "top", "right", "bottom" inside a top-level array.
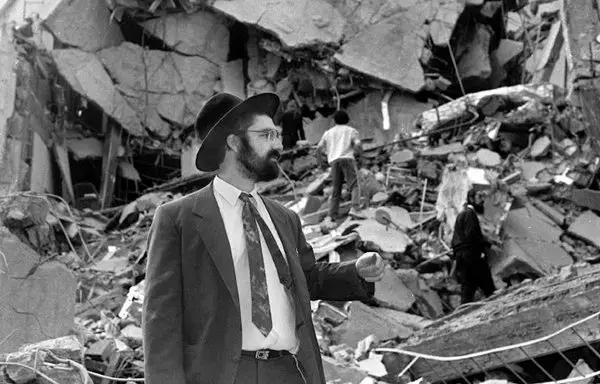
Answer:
[{"left": 194, "top": 92, "right": 280, "bottom": 172}]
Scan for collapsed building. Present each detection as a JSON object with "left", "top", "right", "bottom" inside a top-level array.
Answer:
[{"left": 2, "top": 0, "right": 600, "bottom": 383}]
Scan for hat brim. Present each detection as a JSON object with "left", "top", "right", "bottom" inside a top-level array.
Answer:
[{"left": 195, "top": 93, "right": 280, "bottom": 172}]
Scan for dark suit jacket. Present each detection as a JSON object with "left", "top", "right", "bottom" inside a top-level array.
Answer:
[{"left": 142, "top": 182, "right": 374, "bottom": 384}]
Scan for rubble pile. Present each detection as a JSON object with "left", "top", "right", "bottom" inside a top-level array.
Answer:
[
  {"left": 3, "top": 78, "right": 600, "bottom": 383},
  {"left": 3, "top": 0, "right": 600, "bottom": 383}
]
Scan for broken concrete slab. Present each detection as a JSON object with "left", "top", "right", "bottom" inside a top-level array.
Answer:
[
  {"left": 141, "top": 11, "right": 229, "bottom": 62},
  {"left": 333, "top": 302, "right": 432, "bottom": 348},
  {"left": 52, "top": 49, "right": 144, "bottom": 136},
  {"left": 44, "top": 0, "right": 123, "bottom": 52},
  {"left": 529, "top": 136, "right": 552, "bottom": 158},
  {"left": 492, "top": 202, "right": 572, "bottom": 279},
  {"left": 374, "top": 266, "right": 416, "bottom": 311},
  {"left": 492, "top": 39, "right": 524, "bottom": 68},
  {"left": 476, "top": 148, "right": 502, "bottom": 167},
  {"left": 519, "top": 161, "right": 547, "bottom": 180},
  {"left": 335, "top": 12, "right": 428, "bottom": 93},
  {"left": 322, "top": 355, "right": 368, "bottom": 384},
  {"left": 97, "top": 42, "right": 217, "bottom": 95},
  {"left": 96, "top": 42, "right": 219, "bottom": 132},
  {"left": 339, "top": 208, "right": 413, "bottom": 253},
  {"left": 571, "top": 189, "right": 600, "bottom": 212},
  {"left": 0, "top": 229, "right": 76, "bottom": 354},
  {"left": 396, "top": 269, "right": 445, "bottom": 319},
  {"left": 569, "top": 210, "right": 600, "bottom": 249},
  {"left": 430, "top": 0, "right": 465, "bottom": 46},
  {"left": 213, "top": 0, "right": 346, "bottom": 48}
]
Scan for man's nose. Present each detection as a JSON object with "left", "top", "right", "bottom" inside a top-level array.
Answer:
[{"left": 272, "top": 137, "right": 283, "bottom": 151}]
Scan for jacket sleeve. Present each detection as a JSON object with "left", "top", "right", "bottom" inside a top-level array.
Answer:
[
  {"left": 293, "top": 212, "right": 374, "bottom": 301},
  {"left": 142, "top": 205, "right": 185, "bottom": 384}
]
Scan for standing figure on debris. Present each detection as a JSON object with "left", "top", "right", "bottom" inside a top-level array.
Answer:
[
  {"left": 451, "top": 188, "right": 496, "bottom": 304},
  {"left": 280, "top": 100, "right": 305, "bottom": 150},
  {"left": 142, "top": 93, "right": 386, "bottom": 384},
  {"left": 317, "top": 110, "right": 363, "bottom": 220}
]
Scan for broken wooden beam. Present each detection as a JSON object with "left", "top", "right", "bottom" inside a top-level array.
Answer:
[{"left": 397, "top": 265, "right": 600, "bottom": 383}]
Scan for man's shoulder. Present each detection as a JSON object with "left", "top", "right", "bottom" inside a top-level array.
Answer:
[
  {"left": 260, "top": 195, "right": 299, "bottom": 223},
  {"left": 155, "top": 187, "right": 206, "bottom": 219}
]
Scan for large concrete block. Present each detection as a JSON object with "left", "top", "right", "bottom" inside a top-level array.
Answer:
[{"left": 0, "top": 229, "right": 76, "bottom": 354}]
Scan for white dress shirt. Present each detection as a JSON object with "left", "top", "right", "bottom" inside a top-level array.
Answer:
[{"left": 213, "top": 176, "right": 299, "bottom": 352}]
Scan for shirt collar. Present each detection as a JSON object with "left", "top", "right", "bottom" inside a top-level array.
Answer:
[{"left": 213, "top": 176, "right": 259, "bottom": 207}]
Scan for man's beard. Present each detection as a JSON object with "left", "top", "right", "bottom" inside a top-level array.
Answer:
[
  {"left": 238, "top": 135, "right": 281, "bottom": 182},
  {"left": 472, "top": 202, "right": 484, "bottom": 214}
]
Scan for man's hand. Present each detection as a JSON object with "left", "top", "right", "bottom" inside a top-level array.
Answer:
[{"left": 355, "top": 252, "right": 385, "bottom": 282}]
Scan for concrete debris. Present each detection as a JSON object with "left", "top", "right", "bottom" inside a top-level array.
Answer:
[
  {"left": 476, "top": 148, "right": 502, "bottom": 167},
  {"left": 322, "top": 355, "right": 369, "bottom": 384},
  {"left": 333, "top": 302, "right": 433, "bottom": 349},
  {"left": 493, "top": 202, "right": 572, "bottom": 279},
  {"left": 529, "top": 136, "right": 552, "bottom": 158},
  {"left": 6, "top": 1, "right": 600, "bottom": 382},
  {"left": 0, "top": 229, "right": 76, "bottom": 354},
  {"left": 44, "top": 0, "right": 123, "bottom": 52},
  {"left": 566, "top": 359, "right": 594, "bottom": 384},
  {"left": 3, "top": 336, "right": 89, "bottom": 384},
  {"left": 52, "top": 49, "right": 145, "bottom": 136},
  {"left": 334, "top": 11, "right": 428, "bottom": 93},
  {"left": 97, "top": 42, "right": 219, "bottom": 131},
  {"left": 374, "top": 266, "right": 416, "bottom": 311},
  {"left": 430, "top": 0, "right": 465, "bottom": 46},
  {"left": 569, "top": 211, "right": 600, "bottom": 249},
  {"left": 141, "top": 11, "right": 229, "bottom": 62},
  {"left": 571, "top": 189, "right": 600, "bottom": 212}
]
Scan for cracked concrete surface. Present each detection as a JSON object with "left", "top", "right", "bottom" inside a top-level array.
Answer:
[
  {"left": 53, "top": 42, "right": 220, "bottom": 138},
  {"left": 0, "top": 230, "right": 76, "bottom": 354},
  {"left": 210, "top": 0, "right": 464, "bottom": 92}
]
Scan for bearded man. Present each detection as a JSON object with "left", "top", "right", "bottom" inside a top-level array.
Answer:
[
  {"left": 451, "top": 188, "right": 496, "bottom": 304},
  {"left": 142, "top": 93, "right": 386, "bottom": 384}
]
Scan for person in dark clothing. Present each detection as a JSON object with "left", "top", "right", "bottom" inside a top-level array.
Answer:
[
  {"left": 451, "top": 188, "right": 496, "bottom": 304},
  {"left": 280, "top": 101, "right": 305, "bottom": 149}
]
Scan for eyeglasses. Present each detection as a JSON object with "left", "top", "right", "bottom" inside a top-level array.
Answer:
[{"left": 247, "top": 129, "right": 282, "bottom": 141}]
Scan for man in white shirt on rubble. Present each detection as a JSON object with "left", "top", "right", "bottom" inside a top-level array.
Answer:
[{"left": 317, "top": 110, "right": 363, "bottom": 221}]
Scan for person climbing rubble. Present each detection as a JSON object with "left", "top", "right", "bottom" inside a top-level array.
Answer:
[
  {"left": 451, "top": 188, "right": 496, "bottom": 304},
  {"left": 316, "top": 110, "right": 363, "bottom": 221}
]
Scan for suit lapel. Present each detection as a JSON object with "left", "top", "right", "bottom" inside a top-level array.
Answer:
[{"left": 192, "top": 183, "right": 240, "bottom": 312}]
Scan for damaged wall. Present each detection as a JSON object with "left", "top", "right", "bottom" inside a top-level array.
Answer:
[{"left": 0, "top": 25, "right": 20, "bottom": 195}]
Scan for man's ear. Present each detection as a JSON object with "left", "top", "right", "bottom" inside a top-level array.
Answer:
[{"left": 226, "top": 133, "right": 240, "bottom": 152}]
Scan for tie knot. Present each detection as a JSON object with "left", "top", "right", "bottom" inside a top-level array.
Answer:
[{"left": 239, "top": 193, "right": 253, "bottom": 203}]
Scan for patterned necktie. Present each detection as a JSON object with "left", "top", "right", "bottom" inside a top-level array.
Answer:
[{"left": 239, "top": 193, "right": 292, "bottom": 337}]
